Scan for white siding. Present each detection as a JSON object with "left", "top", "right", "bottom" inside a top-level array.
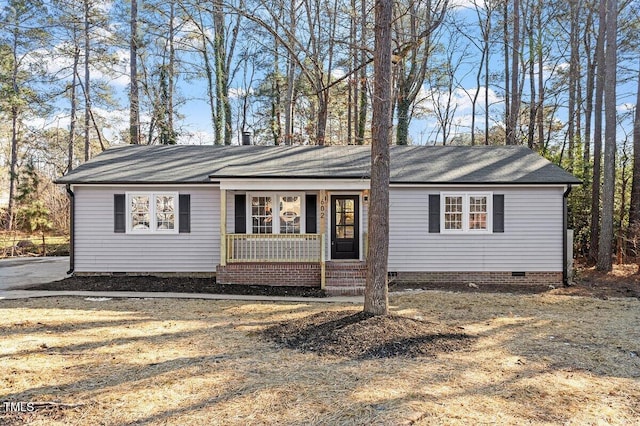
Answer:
[
  {"left": 74, "top": 186, "right": 220, "bottom": 273},
  {"left": 388, "top": 187, "right": 564, "bottom": 272}
]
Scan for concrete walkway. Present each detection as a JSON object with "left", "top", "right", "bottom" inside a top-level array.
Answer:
[
  {"left": 0, "top": 256, "right": 69, "bottom": 290},
  {"left": 0, "top": 289, "right": 363, "bottom": 303}
]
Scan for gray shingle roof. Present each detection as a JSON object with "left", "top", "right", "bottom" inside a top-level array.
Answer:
[{"left": 56, "top": 144, "right": 580, "bottom": 185}]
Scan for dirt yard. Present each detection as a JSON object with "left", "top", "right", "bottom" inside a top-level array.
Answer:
[{"left": 1, "top": 291, "right": 638, "bottom": 425}]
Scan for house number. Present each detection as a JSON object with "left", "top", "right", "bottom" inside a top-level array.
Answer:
[{"left": 320, "top": 195, "right": 327, "bottom": 218}]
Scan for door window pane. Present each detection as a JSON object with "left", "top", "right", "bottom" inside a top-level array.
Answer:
[{"left": 335, "top": 198, "right": 356, "bottom": 239}]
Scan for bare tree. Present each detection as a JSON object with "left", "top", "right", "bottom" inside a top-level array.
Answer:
[
  {"left": 357, "top": 0, "right": 369, "bottom": 144},
  {"left": 68, "top": 34, "right": 80, "bottom": 170},
  {"left": 83, "top": 0, "right": 91, "bottom": 159},
  {"left": 506, "top": 0, "right": 520, "bottom": 145},
  {"left": 565, "top": 0, "right": 581, "bottom": 171},
  {"left": 130, "top": 0, "right": 140, "bottom": 144},
  {"left": 393, "top": 0, "right": 448, "bottom": 145}
]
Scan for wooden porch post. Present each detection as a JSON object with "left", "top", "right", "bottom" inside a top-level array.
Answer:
[
  {"left": 320, "top": 234, "right": 326, "bottom": 289},
  {"left": 220, "top": 189, "right": 227, "bottom": 266},
  {"left": 319, "top": 190, "right": 328, "bottom": 289}
]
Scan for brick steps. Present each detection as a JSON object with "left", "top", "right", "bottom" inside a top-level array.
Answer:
[{"left": 324, "top": 261, "right": 366, "bottom": 296}]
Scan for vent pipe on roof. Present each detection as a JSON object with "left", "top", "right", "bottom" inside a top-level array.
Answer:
[{"left": 242, "top": 131, "right": 252, "bottom": 145}]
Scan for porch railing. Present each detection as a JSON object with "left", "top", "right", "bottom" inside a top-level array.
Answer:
[{"left": 225, "top": 233, "right": 324, "bottom": 263}]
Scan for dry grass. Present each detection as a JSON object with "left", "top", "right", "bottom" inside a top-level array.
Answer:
[{"left": 1, "top": 292, "right": 638, "bottom": 425}]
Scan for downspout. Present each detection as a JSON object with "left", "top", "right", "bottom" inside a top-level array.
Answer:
[
  {"left": 66, "top": 185, "right": 75, "bottom": 275},
  {"left": 563, "top": 185, "right": 572, "bottom": 286}
]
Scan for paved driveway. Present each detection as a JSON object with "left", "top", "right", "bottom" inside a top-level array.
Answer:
[{"left": 0, "top": 257, "right": 70, "bottom": 290}]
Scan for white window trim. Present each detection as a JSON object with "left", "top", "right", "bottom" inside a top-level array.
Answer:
[
  {"left": 126, "top": 192, "right": 179, "bottom": 234},
  {"left": 440, "top": 192, "right": 493, "bottom": 234},
  {"left": 246, "top": 192, "right": 306, "bottom": 234}
]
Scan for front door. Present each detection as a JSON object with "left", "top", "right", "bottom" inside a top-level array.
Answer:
[{"left": 331, "top": 195, "right": 359, "bottom": 259}]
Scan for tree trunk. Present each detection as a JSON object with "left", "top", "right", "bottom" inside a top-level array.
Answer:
[
  {"left": 589, "top": 0, "right": 606, "bottom": 262},
  {"left": 503, "top": 0, "right": 510, "bottom": 145},
  {"left": 567, "top": 0, "right": 580, "bottom": 172},
  {"left": 485, "top": 9, "right": 491, "bottom": 145},
  {"left": 629, "top": 61, "right": 640, "bottom": 226},
  {"left": 348, "top": 0, "right": 357, "bottom": 146},
  {"left": 284, "top": 56, "right": 296, "bottom": 145},
  {"left": 83, "top": 0, "right": 91, "bottom": 160},
  {"left": 471, "top": 47, "right": 486, "bottom": 146},
  {"left": 283, "top": 1, "right": 297, "bottom": 145},
  {"left": 396, "top": 99, "right": 410, "bottom": 146},
  {"left": 167, "top": 1, "right": 176, "bottom": 144},
  {"left": 7, "top": 26, "right": 20, "bottom": 231},
  {"left": 316, "top": 91, "right": 328, "bottom": 146},
  {"left": 536, "top": 0, "right": 544, "bottom": 151},
  {"left": 364, "top": 0, "right": 392, "bottom": 316},
  {"left": 583, "top": 10, "right": 595, "bottom": 180},
  {"left": 68, "top": 40, "right": 80, "bottom": 172},
  {"left": 272, "top": 26, "right": 282, "bottom": 145},
  {"left": 506, "top": 0, "right": 520, "bottom": 145},
  {"left": 213, "top": 0, "right": 231, "bottom": 145},
  {"left": 596, "top": 0, "right": 617, "bottom": 272},
  {"left": 357, "top": 0, "right": 368, "bottom": 145},
  {"left": 526, "top": 7, "right": 536, "bottom": 150},
  {"left": 7, "top": 105, "right": 19, "bottom": 231},
  {"left": 130, "top": 0, "right": 140, "bottom": 144}
]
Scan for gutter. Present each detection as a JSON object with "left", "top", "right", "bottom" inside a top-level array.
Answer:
[
  {"left": 563, "top": 185, "right": 572, "bottom": 286},
  {"left": 66, "top": 185, "right": 74, "bottom": 275}
]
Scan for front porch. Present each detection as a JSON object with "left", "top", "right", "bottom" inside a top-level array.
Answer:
[
  {"left": 216, "top": 184, "right": 368, "bottom": 294},
  {"left": 216, "top": 233, "right": 366, "bottom": 295}
]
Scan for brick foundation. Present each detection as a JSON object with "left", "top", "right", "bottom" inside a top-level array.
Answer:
[
  {"left": 391, "top": 271, "right": 563, "bottom": 287},
  {"left": 216, "top": 262, "right": 321, "bottom": 287}
]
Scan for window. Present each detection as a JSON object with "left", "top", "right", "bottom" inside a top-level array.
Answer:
[
  {"left": 279, "top": 195, "right": 301, "bottom": 234},
  {"left": 248, "top": 193, "right": 303, "bottom": 234},
  {"left": 251, "top": 196, "right": 273, "bottom": 234},
  {"left": 441, "top": 192, "right": 492, "bottom": 233},
  {"left": 443, "top": 195, "right": 463, "bottom": 231},
  {"left": 127, "top": 192, "right": 178, "bottom": 233}
]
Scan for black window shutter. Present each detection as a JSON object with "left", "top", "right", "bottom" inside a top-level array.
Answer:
[
  {"left": 179, "top": 194, "right": 191, "bottom": 233},
  {"left": 305, "top": 194, "right": 317, "bottom": 233},
  {"left": 114, "top": 194, "right": 126, "bottom": 233},
  {"left": 428, "top": 194, "right": 440, "bottom": 233},
  {"left": 234, "top": 194, "right": 246, "bottom": 234},
  {"left": 493, "top": 194, "right": 504, "bottom": 233}
]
